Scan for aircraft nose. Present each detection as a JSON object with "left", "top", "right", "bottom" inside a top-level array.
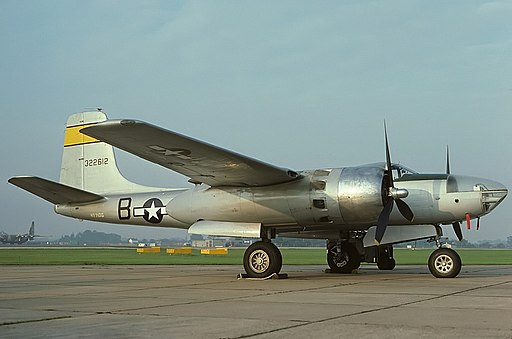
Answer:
[
  {"left": 447, "top": 175, "right": 508, "bottom": 214},
  {"left": 478, "top": 178, "right": 508, "bottom": 213}
]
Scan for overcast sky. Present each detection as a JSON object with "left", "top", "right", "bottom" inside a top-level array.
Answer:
[{"left": 1, "top": 1, "right": 511, "bottom": 242}]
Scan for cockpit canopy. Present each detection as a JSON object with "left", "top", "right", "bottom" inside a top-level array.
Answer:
[{"left": 390, "top": 164, "right": 417, "bottom": 181}]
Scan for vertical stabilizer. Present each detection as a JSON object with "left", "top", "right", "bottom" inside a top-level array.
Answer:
[
  {"left": 29, "top": 221, "right": 34, "bottom": 236},
  {"left": 60, "top": 111, "right": 155, "bottom": 195}
]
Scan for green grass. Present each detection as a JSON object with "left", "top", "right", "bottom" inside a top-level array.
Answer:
[{"left": 1, "top": 248, "right": 511, "bottom": 265}]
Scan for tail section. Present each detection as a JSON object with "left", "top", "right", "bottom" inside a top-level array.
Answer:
[
  {"left": 60, "top": 111, "right": 156, "bottom": 195},
  {"left": 29, "top": 221, "right": 34, "bottom": 236},
  {"left": 10, "top": 111, "right": 167, "bottom": 204}
]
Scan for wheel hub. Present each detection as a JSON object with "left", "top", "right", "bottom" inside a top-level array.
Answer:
[
  {"left": 329, "top": 248, "right": 349, "bottom": 268},
  {"left": 249, "top": 249, "right": 270, "bottom": 274},
  {"left": 335, "top": 254, "right": 349, "bottom": 268},
  {"left": 435, "top": 254, "right": 453, "bottom": 273}
]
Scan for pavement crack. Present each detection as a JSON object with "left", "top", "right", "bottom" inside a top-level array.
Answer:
[
  {"left": 228, "top": 280, "right": 511, "bottom": 338},
  {"left": 0, "top": 316, "right": 72, "bottom": 327}
]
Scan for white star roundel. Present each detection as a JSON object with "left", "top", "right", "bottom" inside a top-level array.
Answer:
[{"left": 133, "top": 198, "right": 167, "bottom": 224}]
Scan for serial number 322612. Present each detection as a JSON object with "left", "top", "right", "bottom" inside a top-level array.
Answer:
[{"left": 84, "top": 158, "right": 109, "bottom": 167}]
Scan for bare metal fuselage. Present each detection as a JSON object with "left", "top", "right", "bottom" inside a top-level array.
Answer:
[{"left": 55, "top": 164, "right": 507, "bottom": 237}]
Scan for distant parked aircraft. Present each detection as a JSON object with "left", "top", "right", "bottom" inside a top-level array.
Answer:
[{"left": 0, "top": 221, "right": 37, "bottom": 244}]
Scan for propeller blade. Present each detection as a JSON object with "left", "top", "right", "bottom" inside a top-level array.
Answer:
[
  {"left": 446, "top": 145, "right": 451, "bottom": 175},
  {"left": 452, "top": 221, "right": 463, "bottom": 241},
  {"left": 466, "top": 213, "right": 471, "bottom": 230},
  {"left": 396, "top": 199, "right": 414, "bottom": 222},
  {"left": 375, "top": 198, "right": 394, "bottom": 245},
  {"left": 384, "top": 121, "right": 393, "bottom": 188},
  {"left": 476, "top": 217, "right": 480, "bottom": 230}
]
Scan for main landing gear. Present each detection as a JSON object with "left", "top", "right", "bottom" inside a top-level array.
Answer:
[
  {"left": 376, "top": 245, "right": 396, "bottom": 270},
  {"left": 326, "top": 241, "right": 361, "bottom": 273},
  {"left": 243, "top": 240, "right": 282, "bottom": 278}
]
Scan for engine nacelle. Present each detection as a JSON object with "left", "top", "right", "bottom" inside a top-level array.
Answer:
[
  {"left": 165, "top": 164, "right": 388, "bottom": 229},
  {"left": 337, "top": 166, "right": 385, "bottom": 224}
]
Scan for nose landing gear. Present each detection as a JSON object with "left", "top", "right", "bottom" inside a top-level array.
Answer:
[{"left": 428, "top": 247, "right": 462, "bottom": 278}]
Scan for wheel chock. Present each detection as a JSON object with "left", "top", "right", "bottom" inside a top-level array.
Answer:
[{"left": 237, "top": 273, "right": 288, "bottom": 280}]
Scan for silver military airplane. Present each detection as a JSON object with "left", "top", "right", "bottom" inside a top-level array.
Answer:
[
  {"left": 0, "top": 221, "right": 36, "bottom": 245},
  {"left": 8, "top": 111, "right": 508, "bottom": 278}
]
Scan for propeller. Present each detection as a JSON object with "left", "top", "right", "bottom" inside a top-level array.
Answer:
[
  {"left": 446, "top": 145, "right": 463, "bottom": 241},
  {"left": 374, "top": 123, "right": 414, "bottom": 245},
  {"left": 452, "top": 221, "right": 463, "bottom": 241},
  {"left": 446, "top": 145, "right": 450, "bottom": 175}
]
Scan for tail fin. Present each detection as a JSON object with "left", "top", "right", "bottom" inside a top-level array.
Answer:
[
  {"left": 60, "top": 111, "right": 152, "bottom": 195},
  {"left": 29, "top": 221, "right": 34, "bottom": 236}
]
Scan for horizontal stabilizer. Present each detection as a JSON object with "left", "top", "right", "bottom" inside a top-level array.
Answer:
[
  {"left": 188, "top": 220, "right": 262, "bottom": 238},
  {"left": 8, "top": 176, "right": 104, "bottom": 204}
]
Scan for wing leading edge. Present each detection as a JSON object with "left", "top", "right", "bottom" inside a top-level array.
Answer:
[{"left": 81, "top": 119, "right": 300, "bottom": 187}]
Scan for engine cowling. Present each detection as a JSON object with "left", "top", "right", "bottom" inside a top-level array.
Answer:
[{"left": 337, "top": 166, "right": 385, "bottom": 224}]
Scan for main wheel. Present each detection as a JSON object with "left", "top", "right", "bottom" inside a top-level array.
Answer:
[
  {"left": 327, "top": 242, "right": 360, "bottom": 273},
  {"left": 377, "top": 245, "right": 396, "bottom": 270},
  {"left": 243, "top": 241, "right": 282, "bottom": 278},
  {"left": 377, "top": 257, "right": 396, "bottom": 270},
  {"left": 428, "top": 248, "right": 462, "bottom": 278}
]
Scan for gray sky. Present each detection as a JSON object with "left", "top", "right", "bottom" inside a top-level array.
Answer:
[{"left": 1, "top": 1, "right": 511, "bottom": 242}]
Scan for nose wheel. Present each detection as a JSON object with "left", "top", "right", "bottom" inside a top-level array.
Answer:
[{"left": 428, "top": 248, "right": 462, "bottom": 278}]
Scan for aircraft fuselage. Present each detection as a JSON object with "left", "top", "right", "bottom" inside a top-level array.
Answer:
[{"left": 55, "top": 164, "right": 507, "bottom": 234}]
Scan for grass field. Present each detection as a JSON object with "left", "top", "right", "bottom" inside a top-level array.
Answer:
[{"left": 0, "top": 247, "right": 511, "bottom": 265}]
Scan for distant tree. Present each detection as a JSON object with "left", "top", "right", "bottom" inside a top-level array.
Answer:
[
  {"left": 274, "top": 237, "right": 325, "bottom": 247},
  {"left": 190, "top": 234, "right": 204, "bottom": 241},
  {"left": 58, "top": 230, "right": 122, "bottom": 245},
  {"left": 456, "top": 239, "right": 475, "bottom": 248},
  {"left": 478, "top": 241, "right": 491, "bottom": 248}
]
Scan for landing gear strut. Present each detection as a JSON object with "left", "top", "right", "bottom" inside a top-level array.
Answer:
[
  {"left": 243, "top": 240, "right": 282, "bottom": 278},
  {"left": 326, "top": 241, "right": 361, "bottom": 273}
]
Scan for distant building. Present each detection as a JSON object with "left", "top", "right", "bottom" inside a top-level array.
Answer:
[{"left": 192, "top": 239, "right": 225, "bottom": 248}]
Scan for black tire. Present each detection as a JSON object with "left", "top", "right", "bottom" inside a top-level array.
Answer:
[
  {"left": 377, "top": 245, "right": 395, "bottom": 270},
  {"left": 428, "top": 248, "right": 462, "bottom": 278},
  {"left": 327, "top": 242, "right": 360, "bottom": 273},
  {"left": 377, "top": 258, "right": 396, "bottom": 270},
  {"left": 243, "top": 241, "right": 282, "bottom": 278}
]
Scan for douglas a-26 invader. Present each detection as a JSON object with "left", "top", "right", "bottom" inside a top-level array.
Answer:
[{"left": 9, "top": 111, "right": 507, "bottom": 278}]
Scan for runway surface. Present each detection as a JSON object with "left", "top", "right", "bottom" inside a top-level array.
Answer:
[{"left": 1, "top": 265, "right": 511, "bottom": 338}]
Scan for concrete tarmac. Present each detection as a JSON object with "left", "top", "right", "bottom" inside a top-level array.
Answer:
[{"left": 1, "top": 265, "right": 511, "bottom": 338}]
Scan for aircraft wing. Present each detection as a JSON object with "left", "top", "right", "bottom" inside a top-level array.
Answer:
[
  {"left": 8, "top": 176, "right": 105, "bottom": 204},
  {"left": 81, "top": 119, "right": 300, "bottom": 187}
]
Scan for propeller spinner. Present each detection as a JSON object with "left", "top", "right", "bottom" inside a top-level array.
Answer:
[{"left": 374, "top": 123, "right": 414, "bottom": 245}]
